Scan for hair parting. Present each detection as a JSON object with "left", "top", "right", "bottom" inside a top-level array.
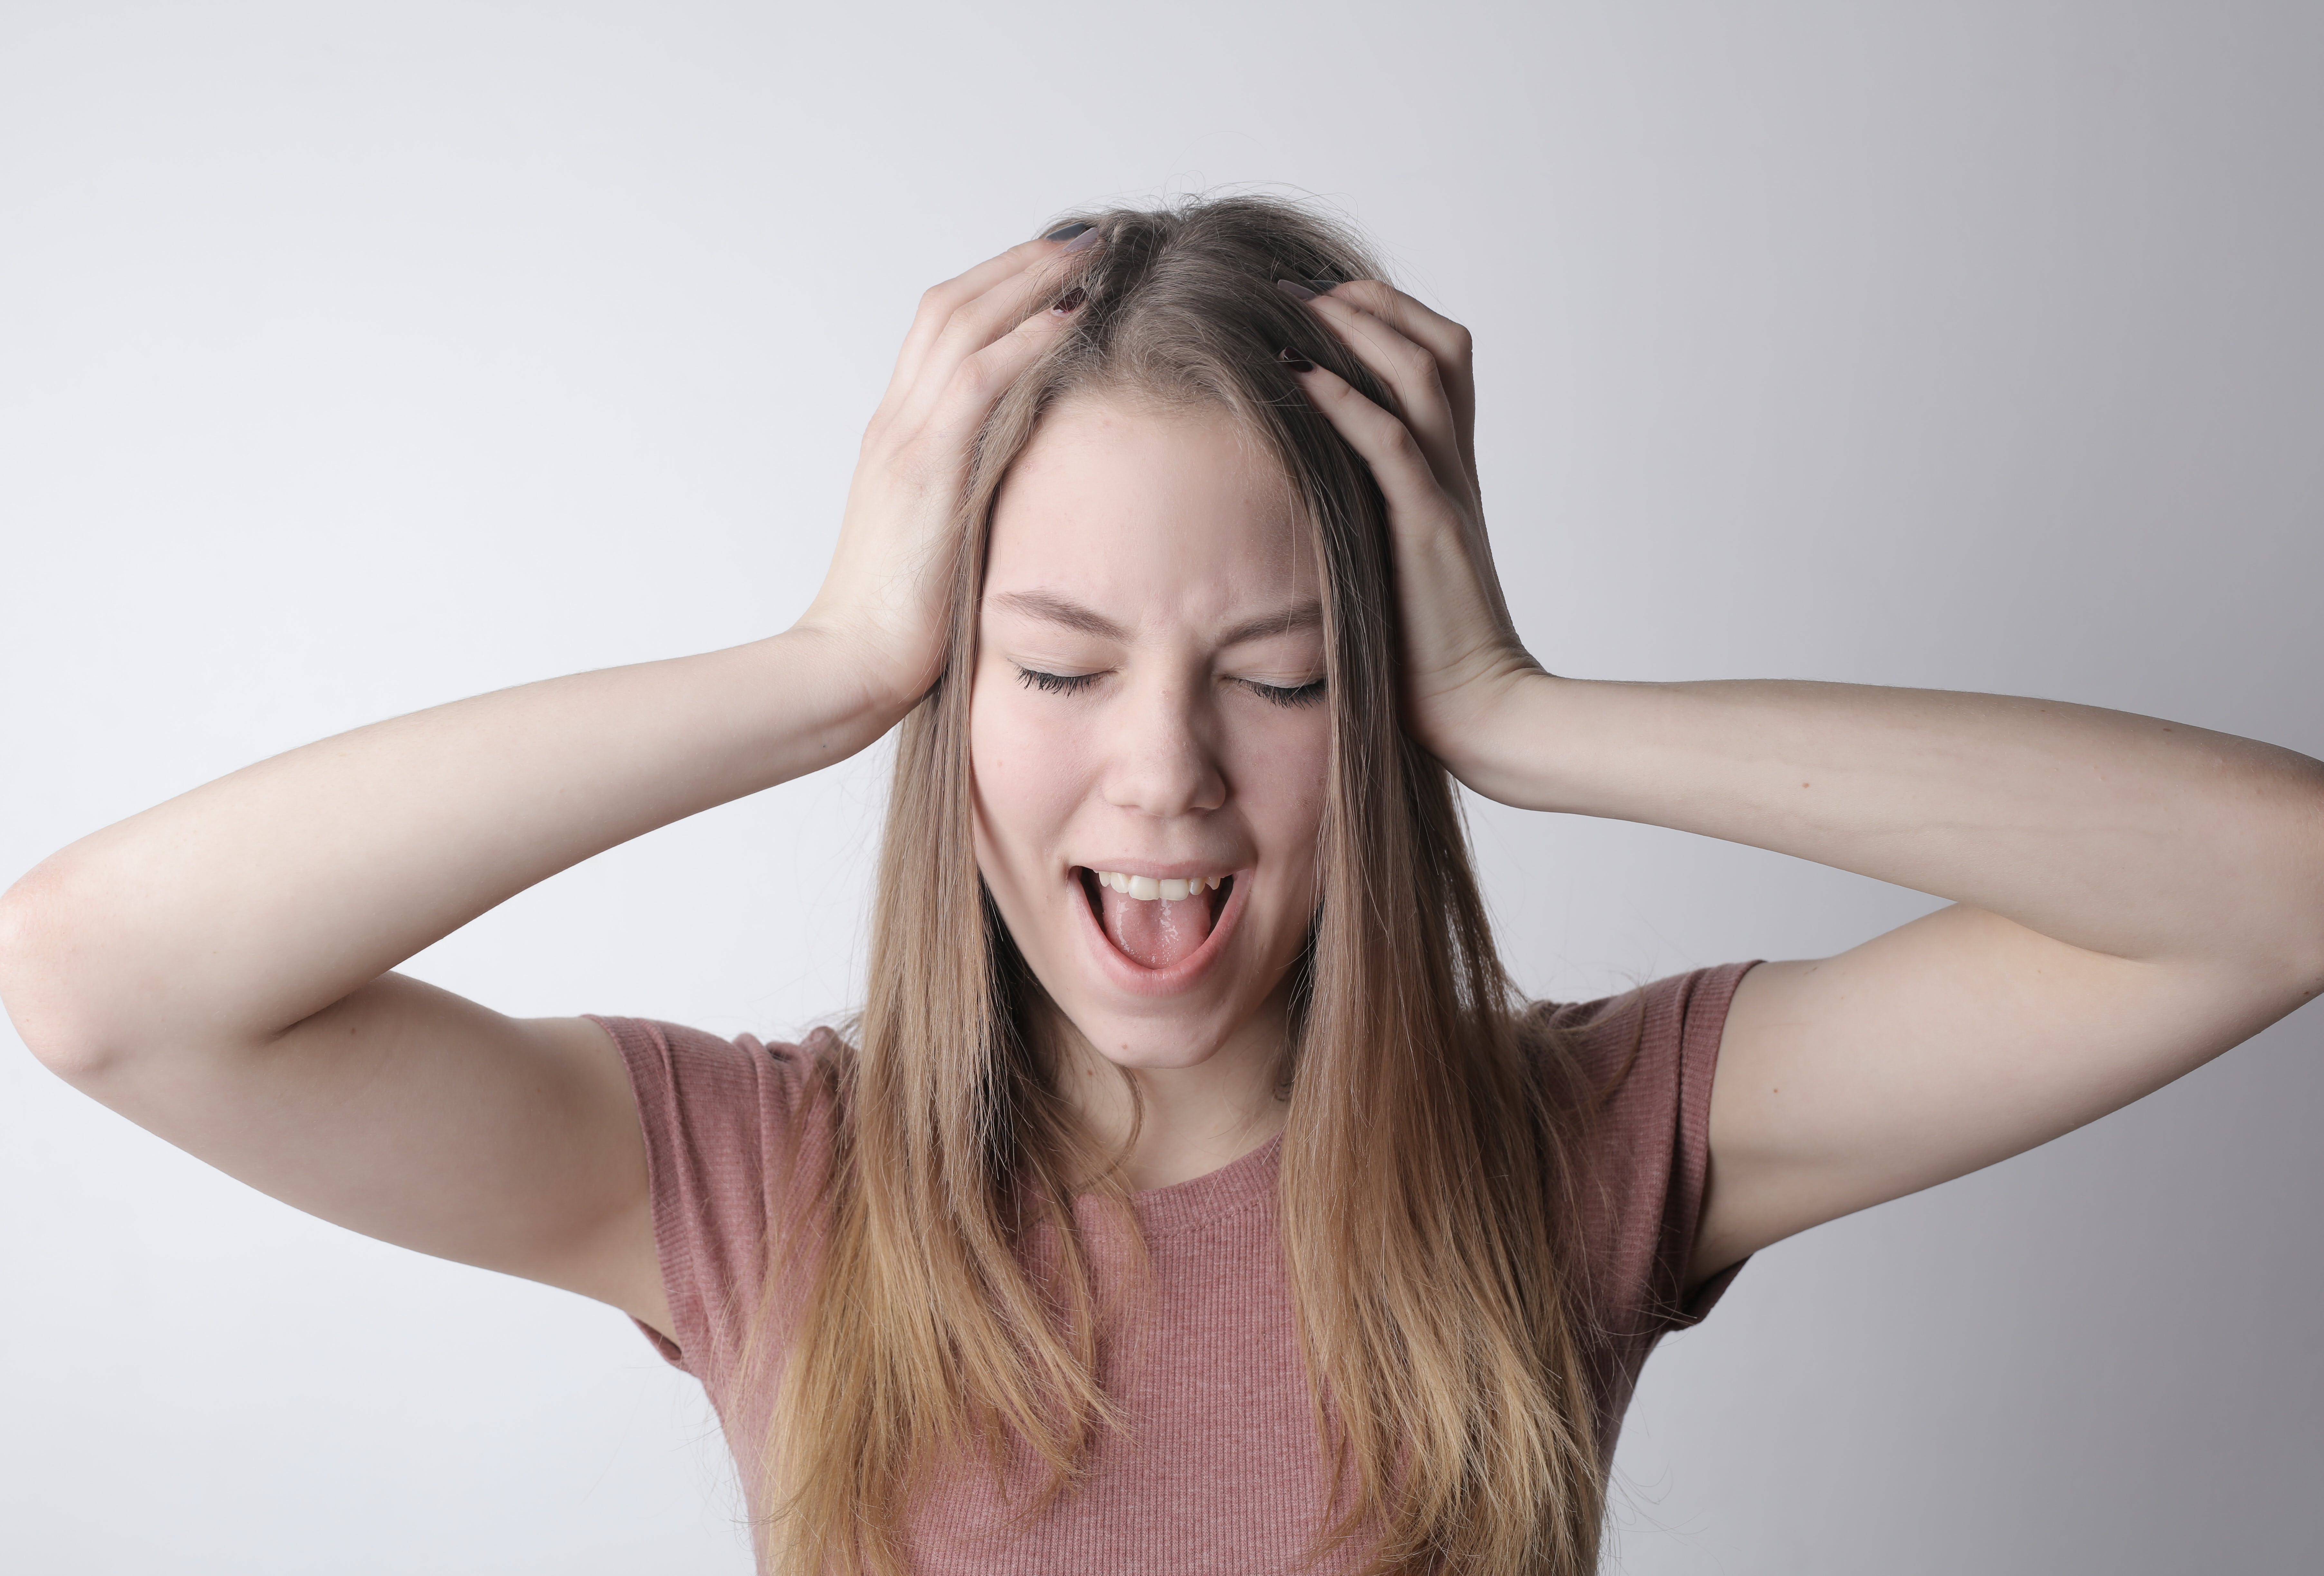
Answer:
[{"left": 750, "top": 193, "right": 1612, "bottom": 1576}]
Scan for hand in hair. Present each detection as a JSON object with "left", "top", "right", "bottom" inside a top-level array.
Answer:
[
  {"left": 1288, "top": 281, "right": 2324, "bottom": 1304},
  {"left": 793, "top": 229, "right": 1098, "bottom": 716},
  {"left": 1278, "top": 281, "right": 1542, "bottom": 768},
  {"left": 0, "top": 228, "right": 1101, "bottom": 1351}
]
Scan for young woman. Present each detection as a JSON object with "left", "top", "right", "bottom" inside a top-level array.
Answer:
[{"left": 3, "top": 196, "right": 2319, "bottom": 1576}]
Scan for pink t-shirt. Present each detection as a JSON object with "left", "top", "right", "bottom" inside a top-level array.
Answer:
[{"left": 590, "top": 959, "right": 1756, "bottom": 1573}]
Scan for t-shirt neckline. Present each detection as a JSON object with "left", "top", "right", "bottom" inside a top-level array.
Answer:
[{"left": 1126, "top": 1130, "right": 1283, "bottom": 1237}]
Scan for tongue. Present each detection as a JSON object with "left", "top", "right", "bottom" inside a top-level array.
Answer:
[{"left": 1099, "top": 884, "right": 1217, "bottom": 970}]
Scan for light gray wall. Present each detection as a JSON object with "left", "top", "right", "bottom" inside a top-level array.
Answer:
[{"left": 3, "top": 3, "right": 2317, "bottom": 1571}]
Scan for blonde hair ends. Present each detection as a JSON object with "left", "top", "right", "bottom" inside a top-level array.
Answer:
[{"left": 752, "top": 195, "right": 1608, "bottom": 1576}]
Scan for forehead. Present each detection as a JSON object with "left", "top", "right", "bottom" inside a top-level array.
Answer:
[{"left": 983, "top": 393, "right": 1314, "bottom": 625}]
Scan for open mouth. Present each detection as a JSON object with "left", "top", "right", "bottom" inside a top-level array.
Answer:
[{"left": 1077, "top": 867, "right": 1236, "bottom": 971}]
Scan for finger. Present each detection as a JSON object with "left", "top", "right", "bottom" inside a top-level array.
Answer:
[
  {"left": 1317, "top": 281, "right": 1475, "bottom": 431},
  {"left": 1295, "top": 279, "right": 1478, "bottom": 490},
  {"left": 888, "top": 231, "right": 1090, "bottom": 395},
  {"left": 1291, "top": 288, "right": 1474, "bottom": 509},
  {"left": 890, "top": 240, "right": 1095, "bottom": 431},
  {"left": 1289, "top": 358, "right": 1513, "bottom": 630},
  {"left": 916, "top": 287, "right": 1089, "bottom": 457},
  {"left": 1289, "top": 358, "right": 1459, "bottom": 530}
]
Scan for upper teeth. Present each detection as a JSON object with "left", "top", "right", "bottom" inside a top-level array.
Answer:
[{"left": 1092, "top": 871, "right": 1225, "bottom": 902}]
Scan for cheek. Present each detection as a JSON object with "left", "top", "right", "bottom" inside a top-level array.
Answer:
[
  {"left": 1233, "top": 712, "right": 1332, "bottom": 870},
  {"left": 968, "top": 675, "right": 1089, "bottom": 870}
]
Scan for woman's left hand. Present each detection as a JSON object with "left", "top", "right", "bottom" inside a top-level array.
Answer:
[{"left": 1281, "top": 280, "right": 1540, "bottom": 775}]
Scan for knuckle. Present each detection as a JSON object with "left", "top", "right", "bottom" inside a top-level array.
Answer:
[
  {"left": 916, "top": 282, "right": 962, "bottom": 320},
  {"left": 1006, "top": 307, "right": 1058, "bottom": 343},
  {"left": 1378, "top": 420, "right": 1423, "bottom": 461},
  {"left": 952, "top": 354, "right": 1005, "bottom": 402},
  {"left": 889, "top": 429, "right": 951, "bottom": 482}
]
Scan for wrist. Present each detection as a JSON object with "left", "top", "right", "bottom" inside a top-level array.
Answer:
[
  {"left": 773, "top": 616, "right": 934, "bottom": 741},
  {"left": 1420, "top": 663, "right": 1572, "bottom": 809}
]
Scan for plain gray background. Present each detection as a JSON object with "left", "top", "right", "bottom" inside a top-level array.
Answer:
[{"left": 3, "top": 2, "right": 2318, "bottom": 1571}]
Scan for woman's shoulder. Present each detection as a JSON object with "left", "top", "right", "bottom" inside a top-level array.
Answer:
[
  {"left": 586, "top": 1013, "right": 850, "bottom": 1384},
  {"left": 586, "top": 1012, "right": 849, "bottom": 1174},
  {"left": 587, "top": 1011, "right": 850, "bottom": 1076},
  {"left": 1518, "top": 960, "right": 1759, "bottom": 1113},
  {"left": 1516, "top": 962, "right": 1761, "bottom": 1342}
]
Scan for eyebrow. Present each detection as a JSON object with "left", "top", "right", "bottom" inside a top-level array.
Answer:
[
  {"left": 990, "top": 590, "right": 1130, "bottom": 642},
  {"left": 989, "top": 590, "right": 1324, "bottom": 648},
  {"left": 1217, "top": 601, "right": 1325, "bottom": 648}
]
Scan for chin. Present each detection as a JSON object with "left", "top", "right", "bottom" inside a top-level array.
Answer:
[
  {"left": 1056, "top": 1003, "right": 1244, "bottom": 1072},
  {"left": 1040, "top": 891, "right": 1266, "bottom": 1057}
]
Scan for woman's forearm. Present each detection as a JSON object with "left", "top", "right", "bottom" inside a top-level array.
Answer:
[
  {"left": 0, "top": 627, "right": 904, "bottom": 1066},
  {"left": 1452, "top": 672, "right": 2324, "bottom": 975}
]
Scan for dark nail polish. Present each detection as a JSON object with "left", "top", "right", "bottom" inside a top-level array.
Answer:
[
  {"left": 1061, "top": 226, "right": 1102, "bottom": 254},
  {"left": 1044, "top": 222, "right": 1093, "bottom": 241},
  {"left": 1305, "top": 278, "right": 1340, "bottom": 295},
  {"left": 1278, "top": 347, "right": 1315, "bottom": 372},
  {"left": 1276, "top": 278, "right": 1317, "bottom": 302},
  {"left": 1052, "top": 287, "right": 1087, "bottom": 315}
]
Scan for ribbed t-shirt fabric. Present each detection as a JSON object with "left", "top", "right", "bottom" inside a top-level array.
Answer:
[{"left": 588, "top": 958, "right": 1757, "bottom": 1573}]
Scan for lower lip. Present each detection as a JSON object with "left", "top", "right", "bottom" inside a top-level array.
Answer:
[{"left": 1071, "top": 871, "right": 1248, "bottom": 998}]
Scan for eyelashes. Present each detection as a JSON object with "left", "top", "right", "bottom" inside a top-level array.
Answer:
[
  {"left": 1242, "top": 679, "right": 1327, "bottom": 709},
  {"left": 1012, "top": 667, "right": 1327, "bottom": 709},
  {"left": 1015, "top": 667, "right": 1100, "bottom": 697}
]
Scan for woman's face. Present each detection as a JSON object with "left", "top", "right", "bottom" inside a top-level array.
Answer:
[{"left": 970, "top": 392, "right": 1331, "bottom": 1072}]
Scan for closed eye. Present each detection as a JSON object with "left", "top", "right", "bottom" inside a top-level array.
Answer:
[
  {"left": 1015, "top": 666, "right": 1101, "bottom": 696},
  {"left": 1242, "top": 678, "right": 1327, "bottom": 708}
]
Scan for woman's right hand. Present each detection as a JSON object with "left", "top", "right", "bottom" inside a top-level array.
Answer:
[
  {"left": 794, "top": 230, "right": 1097, "bottom": 715},
  {"left": 0, "top": 224, "right": 1101, "bottom": 1350}
]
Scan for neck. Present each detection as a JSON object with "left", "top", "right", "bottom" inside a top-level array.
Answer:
[{"left": 1039, "top": 987, "right": 1293, "bottom": 1193}]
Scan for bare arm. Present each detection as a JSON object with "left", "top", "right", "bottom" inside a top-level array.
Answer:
[
  {"left": 0, "top": 233, "right": 1096, "bottom": 1336},
  {"left": 1281, "top": 277, "right": 2324, "bottom": 1291},
  {"left": 0, "top": 633, "right": 895, "bottom": 1336},
  {"left": 1456, "top": 674, "right": 2324, "bottom": 1285}
]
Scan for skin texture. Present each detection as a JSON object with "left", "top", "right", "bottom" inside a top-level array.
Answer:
[
  {"left": 2, "top": 232, "right": 2320, "bottom": 1357},
  {"left": 1275, "top": 278, "right": 2324, "bottom": 1288},
  {"left": 969, "top": 394, "right": 1330, "bottom": 1185}
]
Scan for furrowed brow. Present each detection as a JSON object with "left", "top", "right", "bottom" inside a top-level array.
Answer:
[
  {"left": 990, "top": 590, "right": 1131, "bottom": 642},
  {"left": 1218, "top": 601, "right": 1325, "bottom": 648}
]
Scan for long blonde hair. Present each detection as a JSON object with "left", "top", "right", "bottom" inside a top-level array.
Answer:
[{"left": 755, "top": 195, "right": 1607, "bottom": 1575}]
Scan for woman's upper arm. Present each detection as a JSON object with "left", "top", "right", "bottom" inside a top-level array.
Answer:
[
  {"left": 1690, "top": 901, "right": 2316, "bottom": 1288},
  {"left": 33, "top": 967, "right": 674, "bottom": 1340}
]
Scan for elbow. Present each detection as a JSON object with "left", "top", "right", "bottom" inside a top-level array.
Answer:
[
  {"left": 0, "top": 860, "right": 128, "bottom": 1083},
  {"left": 2291, "top": 779, "right": 2324, "bottom": 999},
  {"left": 2292, "top": 916, "right": 2324, "bottom": 1011},
  {"left": 2228, "top": 760, "right": 2324, "bottom": 1005}
]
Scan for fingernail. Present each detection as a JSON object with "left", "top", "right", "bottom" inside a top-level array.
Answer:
[
  {"left": 1278, "top": 347, "right": 1315, "bottom": 372},
  {"left": 1305, "top": 278, "right": 1340, "bottom": 295},
  {"left": 1044, "top": 222, "right": 1092, "bottom": 241},
  {"left": 1061, "top": 226, "right": 1103, "bottom": 254},
  {"left": 1051, "top": 287, "right": 1087, "bottom": 315},
  {"left": 1276, "top": 278, "right": 1317, "bottom": 302}
]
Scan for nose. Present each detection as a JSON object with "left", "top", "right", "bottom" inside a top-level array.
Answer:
[{"left": 1100, "top": 669, "right": 1227, "bottom": 820}]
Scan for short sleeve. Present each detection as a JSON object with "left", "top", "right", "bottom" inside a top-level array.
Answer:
[
  {"left": 585, "top": 1014, "right": 832, "bottom": 1389},
  {"left": 1532, "top": 961, "right": 1760, "bottom": 1367}
]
